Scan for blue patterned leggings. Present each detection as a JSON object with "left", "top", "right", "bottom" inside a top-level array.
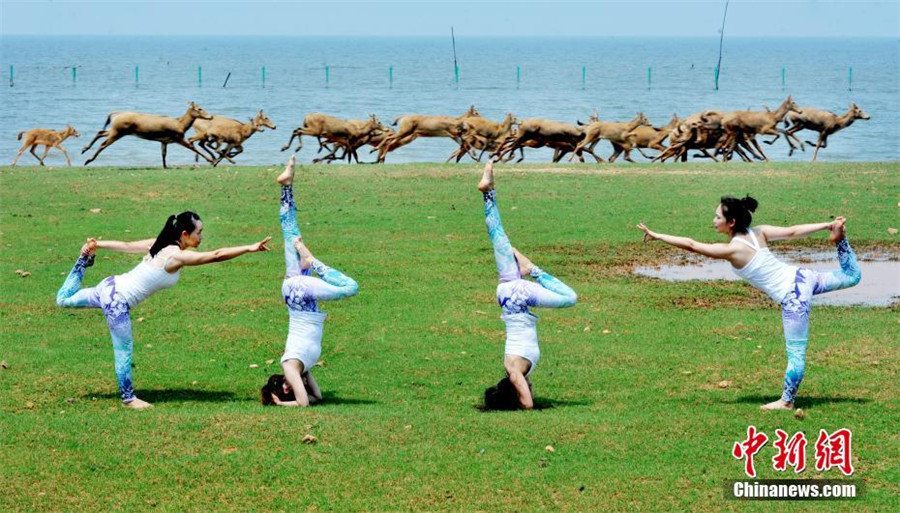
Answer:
[
  {"left": 56, "top": 259, "right": 136, "bottom": 402},
  {"left": 280, "top": 185, "right": 358, "bottom": 312},
  {"left": 779, "top": 239, "right": 861, "bottom": 403},
  {"left": 482, "top": 188, "right": 577, "bottom": 314}
]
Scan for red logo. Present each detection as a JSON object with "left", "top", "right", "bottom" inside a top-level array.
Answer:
[
  {"left": 814, "top": 428, "right": 855, "bottom": 476},
  {"left": 733, "top": 425, "right": 769, "bottom": 478},
  {"left": 772, "top": 429, "right": 808, "bottom": 473}
]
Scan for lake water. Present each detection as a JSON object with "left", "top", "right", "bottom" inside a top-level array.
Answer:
[{"left": 1, "top": 36, "right": 897, "bottom": 166}]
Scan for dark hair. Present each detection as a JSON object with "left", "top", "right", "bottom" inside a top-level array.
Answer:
[
  {"left": 483, "top": 377, "right": 521, "bottom": 411},
  {"left": 260, "top": 374, "right": 295, "bottom": 406},
  {"left": 149, "top": 211, "right": 201, "bottom": 257},
  {"left": 719, "top": 195, "right": 758, "bottom": 234}
]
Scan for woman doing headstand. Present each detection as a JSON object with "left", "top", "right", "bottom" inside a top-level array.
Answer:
[
  {"left": 263, "top": 156, "right": 359, "bottom": 407},
  {"left": 637, "top": 196, "right": 860, "bottom": 410},
  {"left": 56, "top": 213, "right": 271, "bottom": 408},
  {"left": 478, "top": 160, "right": 578, "bottom": 410}
]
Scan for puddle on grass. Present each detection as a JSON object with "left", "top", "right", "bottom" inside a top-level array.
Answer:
[{"left": 635, "top": 249, "right": 900, "bottom": 307}]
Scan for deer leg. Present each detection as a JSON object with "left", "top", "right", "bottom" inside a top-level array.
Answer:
[
  {"left": 82, "top": 130, "right": 108, "bottom": 153},
  {"left": 281, "top": 130, "right": 301, "bottom": 152},
  {"left": 749, "top": 138, "right": 768, "bottom": 161},
  {"left": 58, "top": 145, "right": 73, "bottom": 166},
  {"left": 30, "top": 146, "right": 45, "bottom": 166},
  {"left": 174, "top": 138, "right": 213, "bottom": 165},
  {"left": 84, "top": 132, "right": 123, "bottom": 165},
  {"left": 811, "top": 134, "right": 827, "bottom": 162},
  {"left": 40, "top": 145, "right": 52, "bottom": 164},
  {"left": 10, "top": 143, "right": 29, "bottom": 166},
  {"left": 160, "top": 143, "right": 169, "bottom": 168}
]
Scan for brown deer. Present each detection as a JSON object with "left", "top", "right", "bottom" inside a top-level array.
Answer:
[
  {"left": 190, "top": 110, "right": 276, "bottom": 166},
  {"left": 780, "top": 103, "right": 870, "bottom": 161},
  {"left": 446, "top": 113, "right": 518, "bottom": 163},
  {"left": 311, "top": 115, "right": 386, "bottom": 164},
  {"left": 375, "top": 105, "right": 481, "bottom": 163},
  {"left": 493, "top": 118, "right": 602, "bottom": 163},
  {"left": 571, "top": 112, "right": 650, "bottom": 163},
  {"left": 82, "top": 102, "right": 213, "bottom": 168},
  {"left": 281, "top": 113, "right": 355, "bottom": 153},
  {"left": 11, "top": 125, "right": 79, "bottom": 166},
  {"left": 625, "top": 114, "right": 681, "bottom": 159},
  {"left": 718, "top": 96, "right": 802, "bottom": 161}
]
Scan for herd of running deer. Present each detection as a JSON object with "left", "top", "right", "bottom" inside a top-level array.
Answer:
[{"left": 11, "top": 97, "right": 869, "bottom": 167}]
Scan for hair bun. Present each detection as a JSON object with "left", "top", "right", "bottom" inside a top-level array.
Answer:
[{"left": 741, "top": 195, "right": 759, "bottom": 213}]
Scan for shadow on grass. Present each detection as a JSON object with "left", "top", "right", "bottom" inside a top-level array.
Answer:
[
  {"left": 85, "top": 389, "right": 237, "bottom": 403},
  {"left": 726, "top": 394, "right": 871, "bottom": 408},
  {"left": 475, "top": 396, "right": 591, "bottom": 412},
  {"left": 317, "top": 391, "right": 378, "bottom": 406}
]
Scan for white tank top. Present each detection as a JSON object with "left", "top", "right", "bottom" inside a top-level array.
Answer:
[
  {"left": 115, "top": 253, "right": 181, "bottom": 307},
  {"left": 730, "top": 229, "right": 797, "bottom": 302},
  {"left": 502, "top": 311, "right": 539, "bottom": 349}
]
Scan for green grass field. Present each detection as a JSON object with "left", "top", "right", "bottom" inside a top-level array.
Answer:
[{"left": 1, "top": 162, "right": 898, "bottom": 512}]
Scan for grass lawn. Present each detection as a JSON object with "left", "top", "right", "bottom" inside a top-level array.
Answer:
[{"left": 1, "top": 161, "right": 898, "bottom": 512}]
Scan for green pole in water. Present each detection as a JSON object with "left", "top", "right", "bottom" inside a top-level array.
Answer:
[
  {"left": 647, "top": 66, "right": 651, "bottom": 89},
  {"left": 848, "top": 67, "right": 852, "bottom": 91},
  {"left": 262, "top": 66, "right": 266, "bottom": 88},
  {"left": 389, "top": 65, "right": 393, "bottom": 89},
  {"left": 135, "top": 65, "right": 139, "bottom": 86},
  {"left": 9, "top": 64, "right": 13, "bottom": 87},
  {"left": 198, "top": 66, "right": 202, "bottom": 88},
  {"left": 516, "top": 65, "right": 520, "bottom": 89},
  {"left": 454, "top": 64, "right": 459, "bottom": 87},
  {"left": 582, "top": 66, "right": 586, "bottom": 90},
  {"left": 781, "top": 66, "right": 785, "bottom": 90},
  {"left": 325, "top": 65, "right": 329, "bottom": 88},
  {"left": 72, "top": 66, "right": 76, "bottom": 85},
  {"left": 714, "top": 66, "right": 720, "bottom": 91}
]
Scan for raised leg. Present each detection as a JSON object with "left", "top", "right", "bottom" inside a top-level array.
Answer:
[
  {"left": 277, "top": 157, "right": 303, "bottom": 278},
  {"left": 10, "top": 144, "right": 28, "bottom": 166},
  {"left": 479, "top": 162, "right": 519, "bottom": 282},
  {"left": 82, "top": 130, "right": 108, "bottom": 154},
  {"left": 814, "top": 224, "right": 861, "bottom": 294},
  {"left": 56, "top": 243, "right": 100, "bottom": 308}
]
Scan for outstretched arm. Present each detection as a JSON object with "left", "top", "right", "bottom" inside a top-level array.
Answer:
[
  {"left": 94, "top": 238, "right": 156, "bottom": 254},
  {"left": 637, "top": 223, "right": 737, "bottom": 261},
  {"left": 168, "top": 237, "right": 271, "bottom": 271},
  {"left": 756, "top": 217, "right": 840, "bottom": 241}
]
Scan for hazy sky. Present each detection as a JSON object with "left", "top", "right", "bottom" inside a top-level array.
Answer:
[{"left": 1, "top": 1, "right": 897, "bottom": 37}]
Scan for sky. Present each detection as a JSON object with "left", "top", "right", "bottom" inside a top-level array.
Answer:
[{"left": 0, "top": 0, "right": 897, "bottom": 37}]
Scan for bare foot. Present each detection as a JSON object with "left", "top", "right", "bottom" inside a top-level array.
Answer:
[
  {"left": 829, "top": 216, "right": 846, "bottom": 244},
  {"left": 123, "top": 398, "right": 153, "bottom": 409},
  {"left": 513, "top": 248, "right": 534, "bottom": 276},
  {"left": 276, "top": 155, "right": 296, "bottom": 186},
  {"left": 477, "top": 160, "right": 495, "bottom": 193},
  {"left": 760, "top": 399, "right": 794, "bottom": 411},
  {"left": 293, "top": 238, "right": 314, "bottom": 271},
  {"left": 80, "top": 238, "right": 98, "bottom": 258}
]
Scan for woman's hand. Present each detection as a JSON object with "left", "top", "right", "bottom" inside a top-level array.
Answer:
[
  {"left": 636, "top": 223, "right": 657, "bottom": 243},
  {"left": 271, "top": 393, "right": 283, "bottom": 405},
  {"left": 250, "top": 237, "right": 272, "bottom": 253}
]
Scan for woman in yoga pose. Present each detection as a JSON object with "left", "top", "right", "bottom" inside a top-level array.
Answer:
[
  {"left": 57, "top": 213, "right": 270, "bottom": 409},
  {"left": 637, "top": 195, "right": 860, "bottom": 410},
  {"left": 478, "top": 160, "right": 578, "bottom": 410},
  {"left": 264, "top": 155, "right": 359, "bottom": 407}
]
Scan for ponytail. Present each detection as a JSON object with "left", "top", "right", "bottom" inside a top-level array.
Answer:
[
  {"left": 720, "top": 195, "right": 757, "bottom": 234},
  {"left": 149, "top": 211, "right": 200, "bottom": 257}
]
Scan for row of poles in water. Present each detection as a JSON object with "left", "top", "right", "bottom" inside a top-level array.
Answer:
[{"left": 7, "top": 64, "right": 857, "bottom": 91}]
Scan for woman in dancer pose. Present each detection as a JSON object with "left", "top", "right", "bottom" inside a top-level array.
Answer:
[
  {"left": 56, "top": 214, "right": 271, "bottom": 409},
  {"left": 637, "top": 196, "right": 860, "bottom": 410},
  {"left": 478, "top": 160, "right": 578, "bottom": 410},
  {"left": 263, "top": 155, "right": 359, "bottom": 407}
]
